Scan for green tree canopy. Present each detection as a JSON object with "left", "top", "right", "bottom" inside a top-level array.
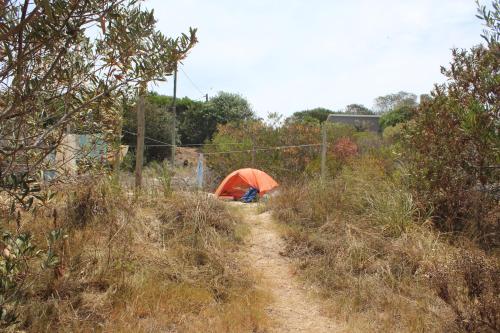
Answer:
[
  {"left": 123, "top": 91, "right": 255, "bottom": 154},
  {"left": 178, "top": 91, "right": 255, "bottom": 144},
  {"left": 344, "top": 104, "right": 374, "bottom": 115},
  {"left": 286, "top": 107, "right": 335, "bottom": 124},
  {"left": 123, "top": 93, "right": 185, "bottom": 163},
  {"left": 210, "top": 92, "right": 254, "bottom": 120},
  {"left": 379, "top": 104, "right": 415, "bottom": 129},
  {"left": 144, "top": 92, "right": 203, "bottom": 145},
  {"left": 373, "top": 91, "right": 417, "bottom": 113}
]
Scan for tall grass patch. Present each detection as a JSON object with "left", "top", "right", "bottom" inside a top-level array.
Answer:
[
  {"left": 269, "top": 156, "right": 486, "bottom": 332},
  {"left": 3, "top": 178, "right": 268, "bottom": 332}
]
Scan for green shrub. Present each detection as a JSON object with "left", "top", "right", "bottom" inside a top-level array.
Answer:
[
  {"left": 382, "top": 123, "right": 405, "bottom": 144},
  {"left": 205, "top": 120, "right": 323, "bottom": 183},
  {"left": 404, "top": 45, "right": 499, "bottom": 244},
  {"left": 205, "top": 120, "right": 368, "bottom": 185},
  {"left": 379, "top": 105, "right": 415, "bottom": 129}
]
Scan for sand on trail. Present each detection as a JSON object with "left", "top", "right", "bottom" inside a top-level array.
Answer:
[{"left": 230, "top": 202, "right": 339, "bottom": 333}]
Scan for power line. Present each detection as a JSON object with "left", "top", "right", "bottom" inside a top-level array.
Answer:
[
  {"left": 124, "top": 128, "right": 322, "bottom": 152},
  {"left": 202, "top": 143, "right": 322, "bottom": 155},
  {"left": 178, "top": 142, "right": 250, "bottom": 147},
  {"left": 125, "top": 138, "right": 322, "bottom": 153},
  {"left": 179, "top": 66, "right": 205, "bottom": 98},
  {"left": 123, "top": 129, "right": 172, "bottom": 146},
  {"left": 123, "top": 129, "right": 247, "bottom": 147},
  {"left": 128, "top": 143, "right": 252, "bottom": 148}
]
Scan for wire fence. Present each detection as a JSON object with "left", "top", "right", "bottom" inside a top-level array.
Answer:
[
  {"left": 36, "top": 119, "right": 376, "bottom": 197},
  {"left": 114, "top": 125, "right": 332, "bottom": 191}
]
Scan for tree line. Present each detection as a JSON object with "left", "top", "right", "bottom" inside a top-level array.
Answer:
[{"left": 129, "top": 88, "right": 429, "bottom": 165}]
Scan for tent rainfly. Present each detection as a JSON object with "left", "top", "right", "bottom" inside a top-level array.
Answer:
[{"left": 214, "top": 168, "right": 278, "bottom": 200}]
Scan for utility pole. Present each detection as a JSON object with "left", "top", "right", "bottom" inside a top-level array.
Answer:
[
  {"left": 204, "top": 93, "right": 208, "bottom": 102},
  {"left": 135, "top": 94, "right": 145, "bottom": 190},
  {"left": 171, "top": 65, "right": 177, "bottom": 167},
  {"left": 321, "top": 123, "right": 327, "bottom": 181}
]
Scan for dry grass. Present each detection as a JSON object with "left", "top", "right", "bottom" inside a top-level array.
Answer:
[
  {"left": 4, "top": 177, "right": 269, "bottom": 332},
  {"left": 269, "top": 156, "right": 499, "bottom": 333}
]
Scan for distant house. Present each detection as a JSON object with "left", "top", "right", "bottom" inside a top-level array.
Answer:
[
  {"left": 45, "top": 134, "right": 127, "bottom": 180},
  {"left": 2, "top": 133, "right": 127, "bottom": 181},
  {"left": 326, "top": 114, "right": 381, "bottom": 132}
]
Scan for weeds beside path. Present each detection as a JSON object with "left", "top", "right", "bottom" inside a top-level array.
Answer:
[{"left": 229, "top": 202, "right": 340, "bottom": 333}]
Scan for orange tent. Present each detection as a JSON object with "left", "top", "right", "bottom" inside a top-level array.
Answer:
[{"left": 214, "top": 168, "right": 278, "bottom": 199}]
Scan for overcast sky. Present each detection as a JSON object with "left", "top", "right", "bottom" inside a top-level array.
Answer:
[{"left": 145, "top": 0, "right": 485, "bottom": 118}]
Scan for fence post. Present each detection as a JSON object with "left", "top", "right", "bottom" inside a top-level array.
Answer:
[
  {"left": 251, "top": 144, "right": 256, "bottom": 167},
  {"left": 321, "top": 123, "right": 327, "bottom": 181},
  {"left": 196, "top": 153, "right": 204, "bottom": 189},
  {"left": 171, "top": 66, "right": 177, "bottom": 167},
  {"left": 135, "top": 95, "right": 145, "bottom": 190}
]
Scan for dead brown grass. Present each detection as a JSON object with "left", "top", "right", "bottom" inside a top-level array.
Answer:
[
  {"left": 5, "top": 177, "right": 269, "bottom": 332},
  {"left": 269, "top": 156, "right": 499, "bottom": 333}
]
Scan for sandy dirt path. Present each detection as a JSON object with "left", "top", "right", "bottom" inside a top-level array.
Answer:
[{"left": 231, "top": 203, "right": 339, "bottom": 333}]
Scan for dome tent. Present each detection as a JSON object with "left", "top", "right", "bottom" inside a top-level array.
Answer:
[{"left": 214, "top": 168, "right": 278, "bottom": 200}]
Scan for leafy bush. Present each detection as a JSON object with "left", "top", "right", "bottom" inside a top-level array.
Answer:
[
  {"left": 205, "top": 119, "right": 367, "bottom": 187},
  {"left": 404, "top": 44, "right": 499, "bottom": 244},
  {"left": 379, "top": 105, "right": 415, "bottom": 129},
  {"left": 382, "top": 123, "right": 405, "bottom": 144},
  {"left": 205, "top": 120, "right": 323, "bottom": 184}
]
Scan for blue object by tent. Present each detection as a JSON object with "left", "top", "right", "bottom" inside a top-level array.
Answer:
[{"left": 241, "top": 187, "right": 259, "bottom": 203}]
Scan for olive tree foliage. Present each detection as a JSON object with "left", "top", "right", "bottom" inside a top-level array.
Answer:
[
  {"left": 476, "top": 0, "right": 500, "bottom": 45},
  {"left": 0, "top": 2, "right": 196, "bottom": 326},
  {"left": 0, "top": 0, "right": 197, "bottom": 208}
]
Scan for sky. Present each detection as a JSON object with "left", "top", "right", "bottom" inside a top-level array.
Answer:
[{"left": 145, "top": 0, "right": 485, "bottom": 118}]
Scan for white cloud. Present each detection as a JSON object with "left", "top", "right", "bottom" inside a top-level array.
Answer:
[{"left": 146, "top": 0, "right": 484, "bottom": 116}]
